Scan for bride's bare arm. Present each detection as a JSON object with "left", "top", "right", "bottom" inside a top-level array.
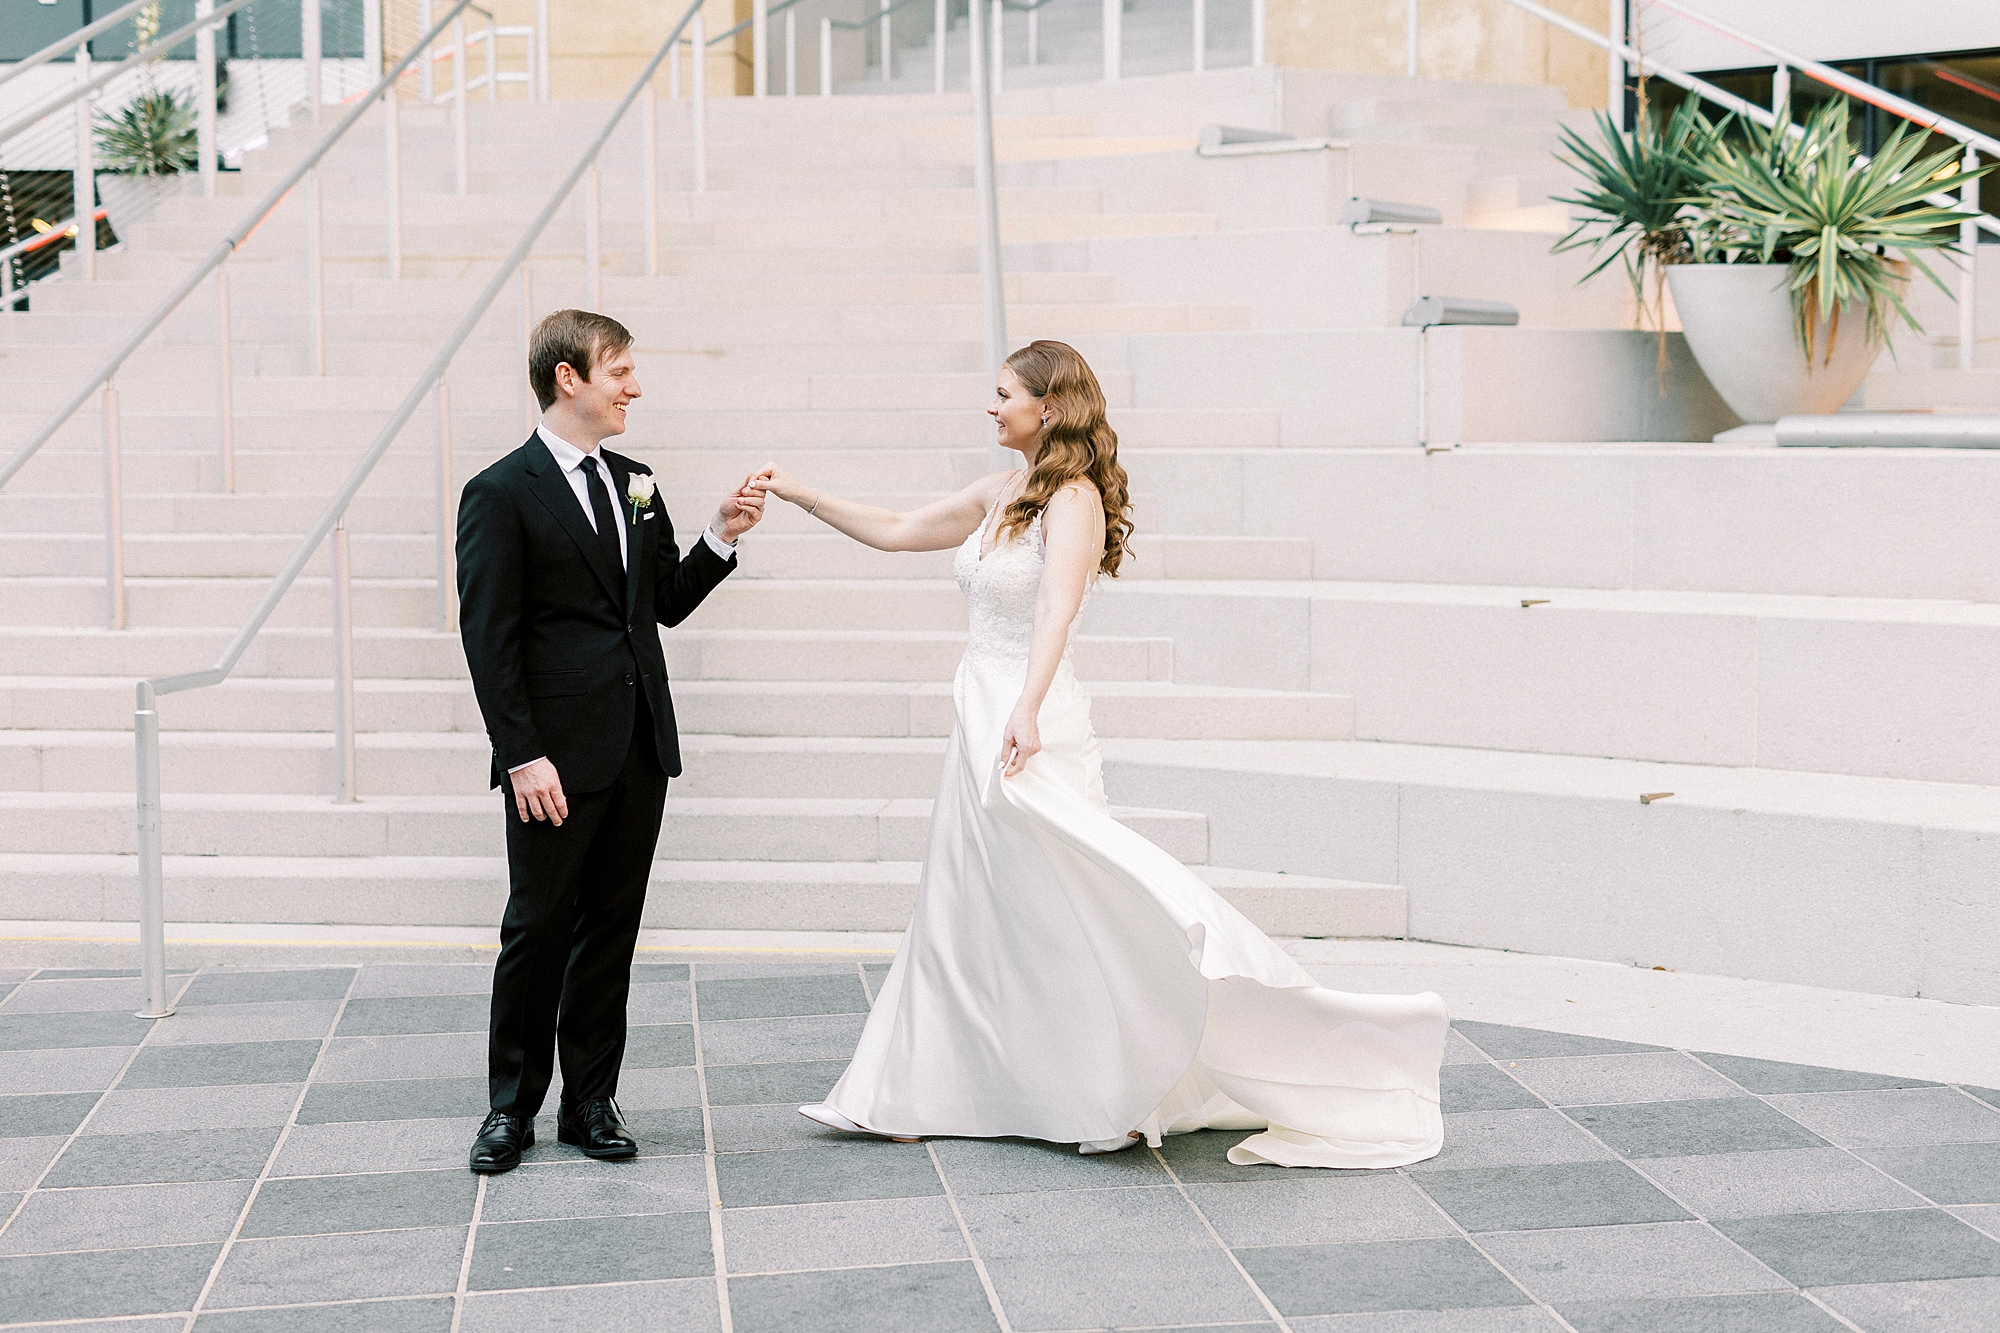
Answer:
[
  {"left": 1001, "top": 483, "right": 1105, "bottom": 776},
  {"left": 751, "top": 465, "right": 1012, "bottom": 553}
]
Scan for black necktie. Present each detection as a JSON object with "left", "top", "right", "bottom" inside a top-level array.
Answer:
[{"left": 578, "top": 455, "right": 626, "bottom": 601}]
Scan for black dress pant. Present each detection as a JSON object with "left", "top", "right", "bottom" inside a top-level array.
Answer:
[{"left": 488, "top": 697, "right": 666, "bottom": 1116}]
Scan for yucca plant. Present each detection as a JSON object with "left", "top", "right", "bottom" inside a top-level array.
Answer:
[
  {"left": 1699, "top": 99, "right": 1993, "bottom": 365},
  {"left": 95, "top": 89, "right": 198, "bottom": 177},
  {"left": 1552, "top": 98, "right": 1728, "bottom": 321}
]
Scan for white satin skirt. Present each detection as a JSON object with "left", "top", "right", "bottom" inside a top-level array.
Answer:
[{"left": 824, "top": 655, "right": 1447, "bottom": 1168}]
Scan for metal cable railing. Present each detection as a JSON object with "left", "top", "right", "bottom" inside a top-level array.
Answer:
[
  {"left": 122, "top": 0, "right": 720, "bottom": 1020},
  {"left": 2, "top": 0, "right": 482, "bottom": 523},
  {"left": 1475, "top": 0, "right": 1995, "bottom": 371}
]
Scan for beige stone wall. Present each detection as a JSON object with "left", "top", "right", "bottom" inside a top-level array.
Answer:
[
  {"left": 544, "top": 0, "right": 745, "bottom": 98},
  {"left": 1267, "top": 0, "right": 1616, "bottom": 109}
]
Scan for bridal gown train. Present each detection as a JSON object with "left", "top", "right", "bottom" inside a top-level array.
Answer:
[{"left": 823, "top": 501, "right": 1449, "bottom": 1168}]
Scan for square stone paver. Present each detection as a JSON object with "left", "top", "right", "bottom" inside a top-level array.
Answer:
[
  {"left": 986, "top": 1249, "right": 1268, "bottom": 1329},
  {"left": 0, "top": 1179, "right": 253, "bottom": 1254},
  {"left": 1813, "top": 1276, "right": 2000, "bottom": 1333},
  {"left": 205, "top": 1226, "right": 468, "bottom": 1308},
  {"left": 1236, "top": 1237, "right": 1530, "bottom": 1316},
  {"left": 44, "top": 1126, "right": 283, "bottom": 1187},
  {"left": 120, "top": 1040, "right": 325, "bottom": 1089},
  {"left": 1565, "top": 1097, "right": 1827, "bottom": 1158},
  {"left": 477, "top": 1154, "right": 708, "bottom": 1222},
  {"left": 715, "top": 1140, "right": 941, "bottom": 1207},
  {"left": 1856, "top": 1143, "right": 2000, "bottom": 1205},
  {"left": 721, "top": 1195, "right": 968, "bottom": 1273},
  {"left": 1696, "top": 1052, "right": 1941, "bottom": 1094},
  {"left": 1477, "top": 1220, "right": 1788, "bottom": 1302},
  {"left": 460, "top": 1279, "right": 716, "bottom": 1333},
  {"left": 1452, "top": 1023, "right": 1666, "bottom": 1061},
  {"left": 1440, "top": 1063, "right": 1544, "bottom": 1113},
  {"left": 1414, "top": 1161, "right": 1690, "bottom": 1232},
  {"left": 1714, "top": 1209, "right": 2000, "bottom": 1287},
  {"left": 730, "top": 1261, "right": 996, "bottom": 1333},
  {"left": 241, "top": 1170, "right": 477, "bottom": 1237},
  {"left": 694, "top": 974, "right": 868, "bottom": 1021},
  {"left": 1408, "top": 1109, "right": 1616, "bottom": 1172},
  {"left": 1188, "top": 1174, "right": 1453, "bottom": 1246},
  {"left": 176, "top": 969, "right": 356, "bottom": 1008},
  {"left": 1645, "top": 1146, "right": 1930, "bottom": 1218},
  {"left": 1556, "top": 1292, "right": 1850, "bottom": 1332},
  {"left": 468, "top": 1213, "right": 713, "bottom": 1288},
  {"left": 0, "top": 1243, "right": 220, "bottom": 1321},
  {"left": 1508, "top": 1053, "right": 1743, "bottom": 1107},
  {"left": 194, "top": 1296, "right": 454, "bottom": 1332},
  {"left": 955, "top": 1184, "right": 1214, "bottom": 1256},
  {"left": 932, "top": 1135, "right": 1169, "bottom": 1194},
  {"left": 1764, "top": 1089, "right": 2000, "bottom": 1148}
]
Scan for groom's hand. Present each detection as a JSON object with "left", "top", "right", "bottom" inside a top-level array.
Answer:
[
  {"left": 509, "top": 758, "right": 568, "bottom": 826},
  {"left": 714, "top": 474, "right": 767, "bottom": 545}
]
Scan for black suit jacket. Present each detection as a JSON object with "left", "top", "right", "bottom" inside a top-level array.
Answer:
[{"left": 456, "top": 434, "right": 735, "bottom": 792}]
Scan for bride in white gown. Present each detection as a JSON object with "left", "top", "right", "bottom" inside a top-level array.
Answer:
[{"left": 749, "top": 341, "right": 1447, "bottom": 1168}]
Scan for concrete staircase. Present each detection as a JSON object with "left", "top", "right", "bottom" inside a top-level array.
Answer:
[{"left": 2, "top": 64, "right": 1997, "bottom": 1010}]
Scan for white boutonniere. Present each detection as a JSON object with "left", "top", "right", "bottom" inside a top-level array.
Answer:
[{"left": 626, "top": 470, "right": 656, "bottom": 524}]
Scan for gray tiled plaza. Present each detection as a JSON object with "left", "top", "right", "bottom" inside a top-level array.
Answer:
[{"left": 1, "top": 959, "right": 1998, "bottom": 1331}]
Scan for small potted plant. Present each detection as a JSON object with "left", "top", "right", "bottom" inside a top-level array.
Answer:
[
  {"left": 1556, "top": 97, "right": 1990, "bottom": 433},
  {"left": 94, "top": 87, "right": 199, "bottom": 240}
]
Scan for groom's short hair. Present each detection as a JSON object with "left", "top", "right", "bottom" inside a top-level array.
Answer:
[{"left": 529, "top": 309, "right": 633, "bottom": 411}]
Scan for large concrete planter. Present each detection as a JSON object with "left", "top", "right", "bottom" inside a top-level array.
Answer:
[{"left": 1666, "top": 262, "right": 1882, "bottom": 428}]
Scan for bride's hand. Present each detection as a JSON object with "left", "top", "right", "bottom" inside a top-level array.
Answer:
[
  {"left": 748, "top": 463, "right": 807, "bottom": 506},
  {"left": 1000, "top": 704, "right": 1040, "bottom": 777}
]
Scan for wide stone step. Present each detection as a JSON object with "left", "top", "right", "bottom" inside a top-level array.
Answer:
[
  {"left": 0, "top": 677, "right": 1355, "bottom": 788},
  {"left": 1099, "top": 734, "right": 2000, "bottom": 1006},
  {"left": 0, "top": 853, "right": 1402, "bottom": 935},
  {"left": 0, "top": 627, "right": 1173, "bottom": 683},
  {"left": 0, "top": 531, "right": 1306, "bottom": 581},
  {"left": 0, "top": 791, "right": 1208, "bottom": 862}
]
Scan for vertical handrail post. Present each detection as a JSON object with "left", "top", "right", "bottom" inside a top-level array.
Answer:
[
  {"left": 73, "top": 47, "right": 95, "bottom": 281},
  {"left": 536, "top": 0, "right": 551, "bottom": 99},
  {"left": 880, "top": 0, "right": 893, "bottom": 81},
  {"left": 363, "top": 0, "right": 382, "bottom": 80},
  {"left": 991, "top": 0, "right": 1002, "bottom": 95},
  {"left": 671, "top": 38, "right": 682, "bottom": 99},
  {"left": 934, "top": 0, "right": 947, "bottom": 92},
  {"left": 133, "top": 681, "right": 173, "bottom": 1019},
  {"left": 1102, "top": 0, "right": 1119, "bottom": 81},
  {"left": 453, "top": 16, "right": 470, "bottom": 194},
  {"left": 196, "top": 0, "right": 217, "bottom": 196},
  {"left": 306, "top": 168, "right": 326, "bottom": 374},
  {"left": 385, "top": 83, "right": 403, "bottom": 277},
  {"left": 1405, "top": 0, "right": 1419, "bottom": 77},
  {"left": 969, "top": 0, "right": 1006, "bottom": 380},
  {"left": 820, "top": 18, "right": 832, "bottom": 96},
  {"left": 754, "top": 0, "right": 769, "bottom": 95},
  {"left": 1773, "top": 62, "right": 1789, "bottom": 119},
  {"left": 102, "top": 382, "right": 126, "bottom": 631},
  {"left": 642, "top": 83, "right": 659, "bottom": 276},
  {"left": 519, "top": 264, "right": 535, "bottom": 435},
  {"left": 419, "top": 0, "right": 435, "bottom": 100},
  {"left": 330, "top": 521, "right": 357, "bottom": 804},
  {"left": 1963, "top": 150, "right": 1980, "bottom": 373},
  {"left": 1192, "top": 0, "right": 1204, "bottom": 73},
  {"left": 1028, "top": 3, "right": 1038, "bottom": 64},
  {"left": 1606, "top": 0, "right": 1624, "bottom": 131},
  {"left": 1251, "top": 0, "right": 1265, "bottom": 67},
  {"left": 216, "top": 267, "right": 235, "bottom": 492},
  {"left": 692, "top": 13, "right": 707, "bottom": 188},
  {"left": 485, "top": 13, "right": 498, "bottom": 101},
  {"left": 786, "top": 8, "right": 797, "bottom": 95},
  {"left": 585, "top": 160, "right": 602, "bottom": 308},
  {"left": 435, "top": 379, "right": 458, "bottom": 631},
  {"left": 302, "top": 0, "right": 322, "bottom": 123}
]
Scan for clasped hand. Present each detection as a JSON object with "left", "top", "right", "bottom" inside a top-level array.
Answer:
[{"left": 713, "top": 469, "right": 769, "bottom": 544}]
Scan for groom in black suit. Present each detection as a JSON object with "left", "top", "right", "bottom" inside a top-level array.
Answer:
[{"left": 456, "top": 308, "right": 763, "bottom": 1173}]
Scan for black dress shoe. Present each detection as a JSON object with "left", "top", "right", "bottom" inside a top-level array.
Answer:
[
  {"left": 469, "top": 1110, "right": 535, "bottom": 1174},
  {"left": 557, "top": 1097, "right": 638, "bottom": 1159}
]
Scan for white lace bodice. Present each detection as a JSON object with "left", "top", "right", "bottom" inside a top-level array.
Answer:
[{"left": 953, "top": 494, "right": 1092, "bottom": 674}]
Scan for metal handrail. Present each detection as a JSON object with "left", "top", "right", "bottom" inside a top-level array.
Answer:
[
  {"left": 125, "top": 0, "right": 711, "bottom": 1020},
  {"left": 0, "top": 0, "right": 264, "bottom": 148},
  {"left": 1645, "top": 0, "right": 2000, "bottom": 163},
  {"left": 1497, "top": 0, "right": 2000, "bottom": 241},
  {"left": 0, "top": 0, "right": 480, "bottom": 495},
  {"left": 0, "top": 0, "right": 156, "bottom": 92}
]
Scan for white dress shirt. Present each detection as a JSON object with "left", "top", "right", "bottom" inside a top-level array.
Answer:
[
  {"left": 508, "top": 424, "right": 737, "bottom": 776},
  {"left": 536, "top": 424, "right": 737, "bottom": 565}
]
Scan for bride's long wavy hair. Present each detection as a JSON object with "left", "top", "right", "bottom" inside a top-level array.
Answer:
[{"left": 994, "top": 340, "right": 1135, "bottom": 577}]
